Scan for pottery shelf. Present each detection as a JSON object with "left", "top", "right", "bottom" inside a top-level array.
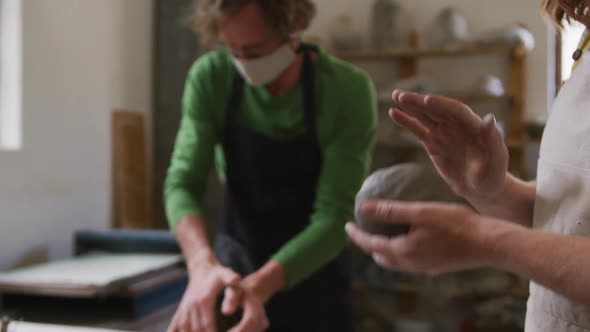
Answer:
[{"left": 335, "top": 44, "right": 529, "bottom": 177}]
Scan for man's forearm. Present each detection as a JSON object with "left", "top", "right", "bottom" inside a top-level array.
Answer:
[
  {"left": 466, "top": 174, "right": 536, "bottom": 227},
  {"left": 244, "top": 260, "right": 287, "bottom": 304},
  {"left": 485, "top": 218, "right": 590, "bottom": 305},
  {"left": 175, "top": 215, "right": 215, "bottom": 273}
]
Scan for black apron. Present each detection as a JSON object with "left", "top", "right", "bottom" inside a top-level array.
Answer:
[{"left": 214, "top": 45, "right": 353, "bottom": 332}]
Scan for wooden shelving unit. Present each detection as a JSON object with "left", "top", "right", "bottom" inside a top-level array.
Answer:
[
  {"left": 352, "top": 280, "right": 529, "bottom": 300},
  {"left": 352, "top": 276, "right": 528, "bottom": 331},
  {"left": 336, "top": 45, "right": 517, "bottom": 60},
  {"left": 377, "top": 93, "right": 516, "bottom": 105},
  {"left": 335, "top": 44, "right": 529, "bottom": 176}
]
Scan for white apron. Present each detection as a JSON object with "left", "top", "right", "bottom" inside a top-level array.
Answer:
[{"left": 525, "top": 46, "right": 590, "bottom": 331}]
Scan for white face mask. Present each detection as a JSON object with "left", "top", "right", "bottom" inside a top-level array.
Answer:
[{"left": 232, "top": 44, "right": 296, "bottom": 86}]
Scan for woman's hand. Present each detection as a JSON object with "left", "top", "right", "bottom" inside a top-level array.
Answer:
[
  {"left": 167, "top": 252, "right": 241, "bottom": 332},
  {"left": 346, "top": 200, "right": 497, "bottom": 275},
  {"left": 391, "top": 90, "right": 509, "bottom": 200}
]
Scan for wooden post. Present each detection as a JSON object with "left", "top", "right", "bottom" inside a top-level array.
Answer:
[
  {"left": 400, "top": 31, "right": 420, "bottom": 78},
  {"left": 508, "top": 45, "right": 527, "bottom": 177}
]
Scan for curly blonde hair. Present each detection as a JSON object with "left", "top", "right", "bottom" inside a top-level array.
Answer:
[
  {"left": 193, "top": 0, "right": 316, "bottom": 47},
  {"left": 542, "top": 0, "right": 590, "bottom": 28}
]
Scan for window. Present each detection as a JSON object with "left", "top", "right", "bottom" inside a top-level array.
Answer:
[{"left": 0, "top": 0, "right": 22, "bottom": 150}]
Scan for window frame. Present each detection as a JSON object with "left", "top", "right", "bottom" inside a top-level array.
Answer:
[{"left": 0, "top": 0, "right": 22, "bottom": 150}]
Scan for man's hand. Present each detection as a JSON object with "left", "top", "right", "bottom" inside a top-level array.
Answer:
[
  {"left": 220, "top": 283, "right": 269, "bottom": 332},
  {"left": 167, "top": 252, "right": 240, "bottom": 332},
  {"left": 220, "top": 260, "right": 286, "bottom": 332}
]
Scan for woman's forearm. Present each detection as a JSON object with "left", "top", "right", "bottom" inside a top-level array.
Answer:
[
  {"left": 466, "top": 174, "right": 536, "bottom": 227},
  {"left": 486, "top": 219, "right": 590, "bottom": 304}
]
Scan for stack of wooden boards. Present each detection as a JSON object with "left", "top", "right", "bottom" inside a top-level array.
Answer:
[
  {"left": 2, "top": 320, "right": 132, "bottom": 332},
  {"left": 0, "top": 230, "right": 187, "bottom": 318}
]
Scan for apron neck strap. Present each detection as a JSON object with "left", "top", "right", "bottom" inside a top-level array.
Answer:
[{"left": 572, "top": 28, "right": 590, "bottom": 73}]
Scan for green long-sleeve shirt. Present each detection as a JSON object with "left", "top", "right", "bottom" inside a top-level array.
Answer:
[{"left": 164, "top": 46, "right": 377, "bottom": 287}]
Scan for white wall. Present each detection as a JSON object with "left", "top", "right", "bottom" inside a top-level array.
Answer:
[
  {"left": 307, "top": 0, "right": 552, "bottom": 121},
  {"left": 0, "top": 0, "right": 153, "bottom": 270}
]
